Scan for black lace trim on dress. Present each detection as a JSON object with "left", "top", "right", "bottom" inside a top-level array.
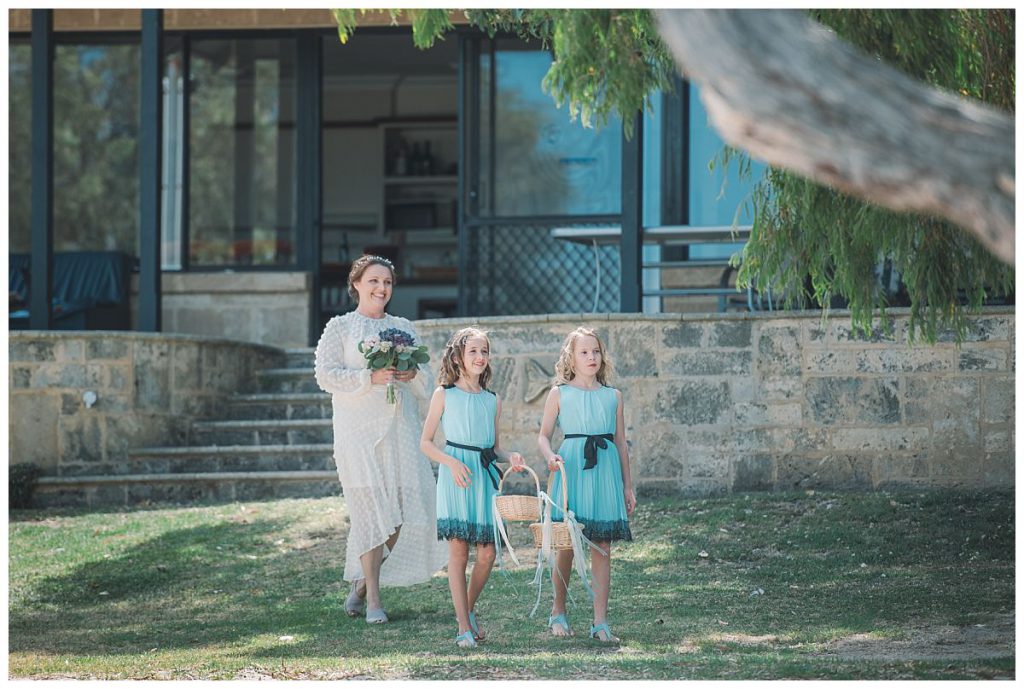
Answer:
[{"left": 437, "top": 518, "right": 496, "bottom": 544}]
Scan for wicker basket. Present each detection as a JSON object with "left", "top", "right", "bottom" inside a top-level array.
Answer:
[
  {"left": 529, "top": 464, "right": 582, "bottom": 551},
  {"left": 495, "top": 465, "right": 542, "bottom": 522}
]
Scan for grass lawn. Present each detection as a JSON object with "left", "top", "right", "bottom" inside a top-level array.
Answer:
[{"left": 8, "top": 489, "right": 1014, "bottom": 680}]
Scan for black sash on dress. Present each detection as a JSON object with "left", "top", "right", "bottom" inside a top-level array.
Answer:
[
  {"left": 563, "top": 433, "right": 615, "bottom": 470},
  {"left": 445, "top": 440, "right": 501, "bottom": 490}
]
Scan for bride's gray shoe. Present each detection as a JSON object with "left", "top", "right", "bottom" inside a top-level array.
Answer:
[
  {"left": 344, "top": 580, "right": 366, "bottom": 618},
  {"left": 365, "top": 608, "right": 389, "bottom": 624}
]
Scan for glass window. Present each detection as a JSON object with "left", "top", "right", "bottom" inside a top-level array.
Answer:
[
  {"left": 688, "top": 82, "right": 764, "bottom": 260},
  {"left": 51, "top": 41, "right": 142, "bottom": 254},
  {"left": 479, "top": 39, "right": 621, "bottom": 217},
  {"left": 189, "top": 38, "right": 297, "bottom": 266},
  {"left": 9, "top": 41, "right": 31, "bottom": 253}
]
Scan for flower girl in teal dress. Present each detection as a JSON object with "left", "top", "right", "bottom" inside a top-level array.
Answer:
[
  {"left": 538, "top": 326, "right": 636, "bottom": 643},
  {"left": 420, "top": 327, "right": 526, "bottom": 648}
]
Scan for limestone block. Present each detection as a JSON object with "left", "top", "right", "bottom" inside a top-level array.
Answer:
[
  {"left": 59, "top": 414, "right": 104, "bottom": 464},
  {"left": 9, "top": 339, "right": 55, "bottom": 362},
  {"left": 662, "top": 322, "right": 704, "bottom": 349},
  {"left": 87, "top": 338, "right": 129, "bottom": 361},
  {"left": 664, "top": 350, "right": 752, "bottom": 377},
  {"left": 983, "top": 428, "right": 1013, "bottom": 453},
  {"left": 609, "top": 324, "right": 658, "bottom": 377},
  {"left": 804, "top": 351, "right": 861, "bottom": 374},
  {"left": 733, "top": 454, "right": 773, "bottom": 491},
  {"left": 483, "top": 324, "right": 572, "bottom": 357},
  {"left": 874, "top": 454, "right": 929, "bottom": 482},
  {"left": 758, "top": 375, "right": 802, "bottom": 402},
  {"left": 631, "top": 427, "right": 686, "bottom": 479},
  {"left": 932, "top": 316, "right": 1011, "bottom": 343},
  {"left": 734, "top": 402, "right": 802, "bottom": 427},
  {"left": 776, "top": 455, "right": 873, "bottom": 490},
  {"left": 10, "top": 393, "right": 60, "bottom": 471},
  {"left": 171, "top": 342, "right": 202, "bottom": 392},
  {"left": 133, "top": 343, "right": 172, "bottom": 411},
  {"left": 683, "top": 452, "right": 729, "bottom": 479},
  {"left": 56, "top": 339, "right": 85, "bottom": 362},
  {"left": 904, "top": 377, "right": 979, "bottom": 424},
  {"left": 757, "top": 325, "right": 802, "bottom": 376},
  {"left": 11, "top": 367, "right": 31, "bottom": 389},
  {"left": 707, "top": 320, "right": 752, "bottom": 348},
  {"left": 107, "top": 365, "right": 131, "bottom": 392},
  {"left": 804, "top": 377, "right": 900, "bottom": 425},
  {"left": 958, "top": 348, "right": 1008, "bottom": 371},
  {"left": 830, "top": 427, "right": 930, "bottom": 452},
  {"left": 654, "top": 380, "right": 731, "bottom": 425},
  {"left": 982, "top": 377, "right": 1014, "bottom": 424},
  {"left": 829, "top": 319, "right": 898, "bottom": 344},
  {"left": 804, "top": 323, "right": 827, "bottom": 344},
  {"left": 730, "top": 375, "right": 756, "bottom": 403},
  {"left": 855, "top": 349, "right": 953, "bottom": 373}
]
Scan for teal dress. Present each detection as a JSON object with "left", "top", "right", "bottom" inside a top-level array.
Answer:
[
  {"left": 436, "top": 386, "right": 502, "bottom": 544},
  {"left": 550, "top": 384, "right": 633, "bottom": 542}
]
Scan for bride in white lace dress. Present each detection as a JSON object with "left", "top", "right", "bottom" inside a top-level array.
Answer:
[{"left": 314, "top": 255, "right": 447, "bottom": 624}]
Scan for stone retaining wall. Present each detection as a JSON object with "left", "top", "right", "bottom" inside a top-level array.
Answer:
[
  {"left": 8, "top": 332, "right": 283, "bottom": 477},
  {"left": 416, "top": 308, "right": 1014, "bottom": 495}
]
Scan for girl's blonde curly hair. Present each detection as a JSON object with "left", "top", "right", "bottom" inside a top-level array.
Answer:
[
  {"left": 437, "top": 327, "right": 493, "bottom": 389},
  {"left": 553, "top": 326, "right": 613, "bottom": 386}
]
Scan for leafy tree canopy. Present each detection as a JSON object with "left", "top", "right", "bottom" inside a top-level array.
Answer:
[{"left": 333, "top": 8, "right": 1014, "bottom": 343}]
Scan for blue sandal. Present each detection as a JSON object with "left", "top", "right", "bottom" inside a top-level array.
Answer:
[
  {"left": 589, "top": 622, "right": 620, "bottom": 643},
  {"left": 548, "top": 613, "right": 573, "bottom": 637},
  {"left": 455, "top": 630, "right": 477, "bottom": 648},
  {"left": 468, "top": 611, "right": 484, "bottom": 640}
]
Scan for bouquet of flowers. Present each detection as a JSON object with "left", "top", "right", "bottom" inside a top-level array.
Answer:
[{"left": 358, "top": 327, "right": 430, "bottom": 404}]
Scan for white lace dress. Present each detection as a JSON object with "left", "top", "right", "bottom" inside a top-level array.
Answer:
[{"left": 314, "top": 311, "right": 448, "bottom": 586}]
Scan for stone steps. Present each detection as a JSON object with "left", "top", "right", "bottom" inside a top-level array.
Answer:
[
  {"left": 189, "top": 419, "right": 333, "bottom": 446},
  {"left": 34, "top": 470, "right": 340, "bottom": 508},
  {"left": 41, "top": 347, "right": 343, "bottom": 508},
  {"left": 221, "top": 392, "right": 331, "bottom": 421},
  {"left": 258, "top": 368, "right": 320, "bottom": 394}
]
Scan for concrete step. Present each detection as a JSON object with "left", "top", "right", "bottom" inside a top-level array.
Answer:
[
  {"left": 34, "top": 470, "right": 341, "bottom": 508},
  {"left": 284, "top": 347, "right": 315, "bottom": 369},
  {"left": 124, "top": 443, "right": 336, "bottom": 475},
  {"left": 258, "top": 367, "right": 320, "bottom": 394},
  {"left": 190, "top": 419, "right": 333, "bottom": 446},
  {"left": 221, "top": 392, "right": 332, "bottom": 421}
]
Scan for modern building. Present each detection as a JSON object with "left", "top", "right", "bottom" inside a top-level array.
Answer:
[{"left": 10, "top": 9, "right": 762, "bottom": 348}]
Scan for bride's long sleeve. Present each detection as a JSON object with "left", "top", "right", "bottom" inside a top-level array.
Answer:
[{"left": 315, "top": 317, "right": 372, "bottom": 396}]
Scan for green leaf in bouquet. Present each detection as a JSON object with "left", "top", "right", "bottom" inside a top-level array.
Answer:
[
  {"left": 371, "top": 358, "right": 388, "bottom": 370},
  {"left": 370, "top": 345, "right": 381, "bottom": 354},
  {"left": 357, "top": 342, "right": 364, "bottom": 353},
  {"left": 412, "top": 350, "right": 430, "bottom": 364},
  {"left": 398, "top": 352, "right": 411, "bottom": 361},
  {"left": 396, "top": 359, "right": 410, "bottom": 371}
]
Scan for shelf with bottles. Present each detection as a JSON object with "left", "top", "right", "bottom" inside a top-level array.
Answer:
[{"left": 382, "top": 121, "right": 457, "bottom": 179}]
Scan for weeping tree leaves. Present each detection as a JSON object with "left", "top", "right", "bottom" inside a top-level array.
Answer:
[
  {"left": 731, "top": 9, "right": 1014, "bottom": 343},
  {"left": 332, "top": 8, "right": 1014, "bottom": 343}
]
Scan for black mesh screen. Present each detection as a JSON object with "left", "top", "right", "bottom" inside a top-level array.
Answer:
[{"left": 465, "top": 222, "right": 620, "bottom": 316}]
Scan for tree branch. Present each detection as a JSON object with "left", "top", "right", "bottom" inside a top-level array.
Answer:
[{"left": 655, "top": 9, "right": 1015, "bottom": 265}]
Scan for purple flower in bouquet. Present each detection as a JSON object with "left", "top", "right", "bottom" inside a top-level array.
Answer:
[{"left": 357, "top": 328, "right": 430, "bottom": 404}]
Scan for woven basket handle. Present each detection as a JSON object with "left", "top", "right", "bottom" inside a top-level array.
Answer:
[
  {"left": 545, "top": 463, "right": 568, "bottom": 513},
  {"left": 498, "top": 463, "right": 541, "bottom": 496}
]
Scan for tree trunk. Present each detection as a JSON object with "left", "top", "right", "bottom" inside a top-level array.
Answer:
[{"left": 655, "top": 9, "right": 1014, "bottom": 265}]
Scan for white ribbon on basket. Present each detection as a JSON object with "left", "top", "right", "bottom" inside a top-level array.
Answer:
[{"left": 491, "top": 488, "right": 607, "bottom": 618}]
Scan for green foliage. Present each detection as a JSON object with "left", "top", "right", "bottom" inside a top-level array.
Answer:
[
  {"left": 9, "top": 463, "right": 44, "bottom": 510},
  {"left": 731, "top": 9, "right": 1014, "bottom": 343}
]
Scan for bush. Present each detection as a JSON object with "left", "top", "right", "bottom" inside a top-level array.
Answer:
[{"left": 10, "top": 463, "right": 44, "bottom": 509}]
